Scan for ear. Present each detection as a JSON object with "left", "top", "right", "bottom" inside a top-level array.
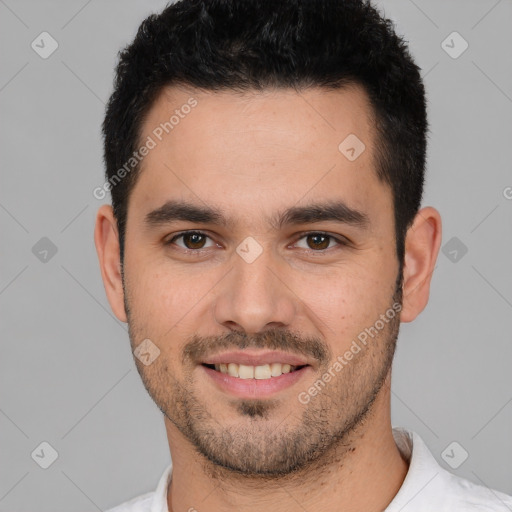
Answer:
[
  {"left": 94, "top": 204, "right": 127, "bottom": 322},
  {"left": 400, "top": 206, "right": 442, "bottom": 323}
]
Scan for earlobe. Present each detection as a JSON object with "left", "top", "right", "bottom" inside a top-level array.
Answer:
[
  {"left": 94, "top": 205, "right": 128, "bottom": 323},
  {"left": 400, "top": 207, "right": 442, "bottom": 323}
]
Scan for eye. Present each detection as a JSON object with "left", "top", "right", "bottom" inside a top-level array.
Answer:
[
  {"left": 166, "top": 231, "right": 216, "bottom": 251},
  {"left": 165, "top": 230, "right": 348, "bottom": 254},
  {"left": 293, "top": 232, "right": 347, "bottom": 252}
]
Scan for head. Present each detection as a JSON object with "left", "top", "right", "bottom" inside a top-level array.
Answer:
[{"left": 95, "top": 0, "right": 441, "bottom": 477}]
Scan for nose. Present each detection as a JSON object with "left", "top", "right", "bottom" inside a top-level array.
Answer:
[{"left": 213, "top": 243, "right": 297, "bottom": 335}]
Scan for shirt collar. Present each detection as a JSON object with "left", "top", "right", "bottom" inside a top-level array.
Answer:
[
  {"left": 150, "top": 461, "right": 172, "bottom": 512},
  {"left": 385, "top": 426, "right": 444, "bottom": 511}
]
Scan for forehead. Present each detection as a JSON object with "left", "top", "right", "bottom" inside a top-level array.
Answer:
[
  {"left": 141, "top": 84, "right": 376, "bottom": 158},
  {"left": 130, "top": 84, "right": 390, "bottom": 230}
]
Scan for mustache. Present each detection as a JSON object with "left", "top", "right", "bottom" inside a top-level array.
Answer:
[{"left": 182, "top": 328, "right": 331, "bottom": 366}]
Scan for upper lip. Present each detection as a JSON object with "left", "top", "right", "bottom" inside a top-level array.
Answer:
[{"left": 201, "top": 350, "right": 311, "bottom": 367}]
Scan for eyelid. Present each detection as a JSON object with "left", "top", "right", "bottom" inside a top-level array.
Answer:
[
  {"left": 166, "top": 230, "right": 350, "bottom": 252},
  {"left": 292, "top": 230, "right": 351, "bottom": 247},
  {"left": 166, "top": 230, "right": 218, "bottom": 251}
]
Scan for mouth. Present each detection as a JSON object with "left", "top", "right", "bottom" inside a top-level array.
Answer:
[
  {"left": 201, "top": 362, "right": 309, "bottom": 380},
  {"left": 200, "top": 353, "right": 313, "bottom": 398}
]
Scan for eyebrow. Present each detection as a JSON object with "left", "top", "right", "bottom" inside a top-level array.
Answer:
[{"left": 144, "top": 199, "right": 370, "bottom": 231}]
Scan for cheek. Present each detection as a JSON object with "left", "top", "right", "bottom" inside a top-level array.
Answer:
[
  {"left": 127, "top": 263, "right": 216, "bottom": 336},
  {"left": 299, "top": 260, "right": 396, "bottom": 350}
]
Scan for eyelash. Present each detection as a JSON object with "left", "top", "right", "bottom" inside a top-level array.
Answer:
[{"left": 165, "top": 230, "right": 349, "bottom": 255}]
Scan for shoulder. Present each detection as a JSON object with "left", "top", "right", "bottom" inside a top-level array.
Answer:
[
  {"left": 104, "top": 462, "right": 173, "bottom": 512},
  {"left": 103, "top": 491, "right": 154, "bottom": 512},
  {"left": 389, "top": 428, "right": 512, "bottom": 511},
  {"left": 438, "top": 469, "right": 512, "bottom": 511}
]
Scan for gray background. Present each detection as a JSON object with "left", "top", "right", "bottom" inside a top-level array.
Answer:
[{"left": 1, "top": 0, "right": 511, "bottom": 510}]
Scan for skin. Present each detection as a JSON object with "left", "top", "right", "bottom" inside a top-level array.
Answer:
[{"left": 95, "top": 84, "right": 442, "bottom": 512}]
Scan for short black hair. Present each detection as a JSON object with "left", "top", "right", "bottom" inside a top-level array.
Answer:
[{"left": 102, "top": 0, "right": 427, "bottom": 273}]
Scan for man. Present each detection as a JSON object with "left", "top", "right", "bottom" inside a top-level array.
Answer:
[{"left": 95, "top": 0, "right": 512, "bottom": 510}]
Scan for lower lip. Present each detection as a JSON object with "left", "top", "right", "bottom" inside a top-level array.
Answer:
[{"left": 201, "top": 365, "right": 311, "bottom": 398}]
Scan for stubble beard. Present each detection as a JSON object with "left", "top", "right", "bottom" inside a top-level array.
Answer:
[{"left": 124, "top": 271, "right": 403, "bottom": 479}]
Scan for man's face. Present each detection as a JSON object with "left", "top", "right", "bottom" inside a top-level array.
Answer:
[{"left": 121, "top": 85, "right": 401, "bottom": 475}]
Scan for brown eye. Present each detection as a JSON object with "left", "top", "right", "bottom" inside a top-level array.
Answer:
[
  {"left": 167, "top": 231, "right": 214, "bottom": 250},
  {"left": 182, "top": 232, "right": 207, "bottom": 249},
  {"left": 306, "top": 233, "right": 331, "bottom": 250},
  {"left": 294, "top": 232, "right": 345, "bottom": 252}
]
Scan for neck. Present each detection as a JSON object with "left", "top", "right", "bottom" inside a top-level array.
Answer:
[{"left": 165, "top": 383, "right": 409, "bottom": 512}]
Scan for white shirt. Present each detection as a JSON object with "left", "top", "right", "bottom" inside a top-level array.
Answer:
[{"left": 105, "top": 427, "right": 512, "bottom": 512}]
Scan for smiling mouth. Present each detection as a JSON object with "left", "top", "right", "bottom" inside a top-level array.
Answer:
[{"left": 202, "top": 363, "right": 309, "bottom": 380}]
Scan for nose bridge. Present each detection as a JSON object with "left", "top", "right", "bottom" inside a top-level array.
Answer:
[
  {"left": 214, "top": 238, "right": 296, "bottom": 333},
  {"left": 236, "top": 241, "right": 277, "bottom": 298}
]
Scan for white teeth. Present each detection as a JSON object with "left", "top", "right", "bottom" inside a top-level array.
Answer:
[
  {"left": 214, "top": 362, "right": 298, "bottom": 379},
  {"left": 270, "top": 362, "right": 282, "bottom": 376},
  {"left": 227, "top": 363, "right": 239, "bottom": 377},
  {"left": 254, "top": 364, "right": 272, "bottom": 379},
  {"left": 238, "top": 364, "right": 254, "bottom": 379}
]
